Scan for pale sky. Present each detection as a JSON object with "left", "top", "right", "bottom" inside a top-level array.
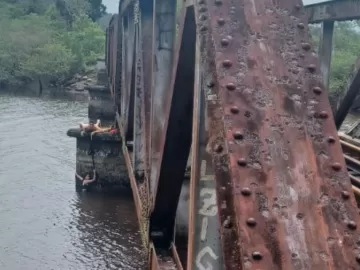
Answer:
[
  {"left": 102, "top": 0, "right": 332, "bottom": 14},
  {"left": 102, "top": 0, "right": 118, "bottom": 13}
]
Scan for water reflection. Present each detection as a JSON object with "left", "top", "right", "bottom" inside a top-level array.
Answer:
[{"left": 0, "top": 93, "right": 145, "bottom": 270}]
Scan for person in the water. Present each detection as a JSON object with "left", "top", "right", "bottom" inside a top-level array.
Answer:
[{"left": 75, "top": 169, "right": 96, "bottom": 186}]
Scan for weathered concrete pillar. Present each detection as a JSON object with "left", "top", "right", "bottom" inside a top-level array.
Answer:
[
  {"left": 96, "top": 59, "right": 107, "bottom": 85},
  {"left": 86, "top": 85, "right": 116, "bottom": 126},
  {"left": 67, "top": 128, "right": 129, "bottom": 192}
]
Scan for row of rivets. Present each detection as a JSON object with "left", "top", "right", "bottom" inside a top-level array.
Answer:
[{"left": 211, "top": 0, "right": 264, "bottom": 261}]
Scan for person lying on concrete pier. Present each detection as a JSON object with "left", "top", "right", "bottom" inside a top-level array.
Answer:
[
  {"left": 79, "top": 119, "right": 101, "bottom": 136},
  {"left": 75, "top": 169, "right": 97, "bottom": 186},
  {"left": 79, "top": 119, "right": 116, "bottom": 139}
]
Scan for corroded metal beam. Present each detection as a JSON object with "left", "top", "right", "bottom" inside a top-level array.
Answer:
[
  {"left": 193, "top": 0, "right": 360, "bottom": 268},
  {"left": 150, "top": 3, "right": 195, "bottom": 248},
  {"left": 318, "top": 20, "right": 334, "bottom": 89},
  {"left": 149, "top": 0, "right": 177, "bottom": 199},
  {"left": 187, "top": 20, "right": 224, "bottom": 269},
  {"left": 306, "top": 0, "right": 360, "bottom": 23}
]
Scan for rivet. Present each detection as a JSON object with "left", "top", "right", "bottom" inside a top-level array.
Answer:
[
  {"left": 214, "top": 144, "right": 223, "bottom": 153},
  {"left": 307, "top": 64, "right": 316, "bottom": 72},
  {"left": 230, "top": 106, "right": 239, "bottom": 114},
  {"left": 199, "top": 14, "right": 207, "bottom": 21},
  {"left": 220, "top": 38, "right": 229, "bottom": 46},
  {"left": 295, "top": 4, "right": 301, "bottom": 10},
  {"left": 331, "top": 162, "right": 342, "bottom": 171},
  {"left": 296, "top": 213, "right": 304, "bottom": 219},
  {"left": 199, "top": 6, "right": 207, "bottom": 12},
  {"left": 327, "top": 136, "right": 335, "bottom": 143},
  {"left": 217, "top": 18, "right": 225, "bottom": 25},
  {"left": 252, "top": 251, "right": 263, "bottom": 260},
  {"left": 347, "top": 221, "right": 357, "bottom": 230},
  {"left": 319, "top": 111, "right": 328, "bottom": 119},
  {"left": 200, "top": 25, "right": 208, "bottom": 32},
  {"left": 241, "top": 187, "right": 251, "bottom": 196},
  {"left": 301, "top": 43, "right": 311, "bottom": 51},
  {"left": 237, "top": 158, "right": 247, "bottom": 167},
  {"left": 356, "top": 254, "right": 360, "bottom": 264},
  {"left": 341, "top": 191, "right": 350, "bottom": 200},
  {"left": 215, "top": 0, "right": 222, "bottom": 6},
  {"left": 222, "top": 60, "right": 232, "bottom": 68},
  {"left": 198, "top": 0, "right": 205, "bottom": 3},
  {"left": 200, "top": 25, "right": 207, "bottom": 32},
  {"left": 233, "top": 131, "right": 244, "bottom": 140},
  {"left": 297, "top": 22, "right": 305, "bottom": 29},
  {"left": 223, "top": 216, "right": 232, "bottom": 228},
  {"left": 207, "top": 81, "right": 215, "bottom": 88},
  {"left": 226, "top": 83, "right": 236, "bottom": 91},
  {"left": 246, "top": 218, "right": 257, "bottom": 227},
  {"left": 312, "top": 87, "right": 322, "bottom": 95}
]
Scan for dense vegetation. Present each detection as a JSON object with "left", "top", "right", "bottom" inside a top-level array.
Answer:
[
  {"left": 0, "top": 0, "right": 106, "bottom": 87},
  {"left": 0, "top": 0, "right": 360, "bottom": 97}
]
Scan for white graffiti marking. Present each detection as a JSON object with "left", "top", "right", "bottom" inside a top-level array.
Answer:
[
  {"left": 195, "top": 246, "right": 218, "bottom": 270},
  {"left": 200, "top": 217, "right": 208, "bottom": 241},
  {"left": 199, "top": 188, "right": 217, "bottom": 216}
]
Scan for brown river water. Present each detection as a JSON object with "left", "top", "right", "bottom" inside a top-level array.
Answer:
[{"left": 0, "top": 92, "right": 146, "bottom": 270}]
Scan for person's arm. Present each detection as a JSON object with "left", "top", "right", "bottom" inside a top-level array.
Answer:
[
  {"left": 75, "top": 172, "right": 83, "bottom": 181},
  {"left": 90, "top": 170, "right": 96, "bottom": 181}
]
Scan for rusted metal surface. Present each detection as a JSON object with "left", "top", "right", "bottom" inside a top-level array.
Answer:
[
  {"left": 150, "top": 3, "right": 194, "bottom": 248},
  {"left": 150, "top": 246, "right": 160, "bottom": 270},
  {"left": 116, "top": 113, "right": 143, "bottom": 230},
  {"left": 115, "top": 14, "right": 123, "bottom": 109},
  {"left": 149, "top": 0, "right": 177, "bottom": 199},
  {"left": 106, "top": 0, "right": 360, "bottom": 268},
  {"left": 133, "top": 0, "right": 147, "bottom": 183},
  {"left": 171, "top": 243, "right": 184, "bottom": 270},
  {"left": 195, "top": 0, "right": 360, "bottom": 268},
  {"left": 187, "top": 27, "right": 224, "bottom": 270},
  {"left": 120, "top": 9, "right": 136, "bottom": 138},
  {"left": 306, "top": 0, "right": 360, "bottom": 23},
  {"left": 318, "top": 21, "right": 333, "bottom": 90},
  {"left": 139, "top": 0, "right": 154, "bottom": 175},
  {"left": 111, "top": 15, "right": 119, "bottom": 98}
]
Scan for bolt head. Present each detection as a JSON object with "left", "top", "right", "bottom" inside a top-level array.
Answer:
[
  {"left": 341, "top": 191, "right": 350, "bottom": 200},
  {"left": 230, "top": 106, "right": 239, "bottom": 114},
  {"left": 252, "top": 251, "right": 263, "bottom": 260},
  {"left": 241, "top": 187, "right": 251, "bottom": 196},
  {"left": 237, "top": 158, "right": 247, "bottom": 167},
  {"left": 246, "top": 218, "right": 257, "bottom": 227},
  {"left": 347, "top": 221, "right": 357, "bottom": 230}
]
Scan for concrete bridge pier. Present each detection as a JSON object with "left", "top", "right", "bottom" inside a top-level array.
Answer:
[
  {"left": 67, "top": 129, "right": 129, "bottom": 192},
  {"left": 66, "top": 59, "right": 128, "bottom": 192},
  {"left": 86, "top": 85, "right": 116, "bottom": 126}
]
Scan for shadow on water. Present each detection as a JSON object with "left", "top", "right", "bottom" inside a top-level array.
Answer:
[{"left": 0, "top": 92, "right": 146, "bottom": 270}]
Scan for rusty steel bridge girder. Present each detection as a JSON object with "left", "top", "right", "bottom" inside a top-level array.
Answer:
[{"left": 105, "top": 0, "right": 360, "bottom": 269}]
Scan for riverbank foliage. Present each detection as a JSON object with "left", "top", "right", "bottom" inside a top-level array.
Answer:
[
  {"left": 310, "top": 21, "right": 360, "bottom": 95},
  {"left": 0, "top": 0, "right": 106, "bottom": 86}
]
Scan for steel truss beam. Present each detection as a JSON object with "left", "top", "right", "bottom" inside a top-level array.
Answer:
[
  {"left": 306, "top": 0, "right": 360, "bottom": 23},
  {"left": 107, "top": 0, "right": 360, "bottom": 269}
]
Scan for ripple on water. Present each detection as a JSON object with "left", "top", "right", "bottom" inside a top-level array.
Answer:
[{"left": 0, "top": 93, "right": 146, "bottom": 270}]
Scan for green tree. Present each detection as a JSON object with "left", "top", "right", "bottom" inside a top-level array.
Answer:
[
  {"left": 0, "top": 0, "right": 105, "bottom": 87},
  {"left": 20, "top": 43, "right": 75, "bottom": 81}
]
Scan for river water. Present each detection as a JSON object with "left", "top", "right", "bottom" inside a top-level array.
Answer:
[{"left": 0, "top": 93, "right": 145, "bottom": 270}]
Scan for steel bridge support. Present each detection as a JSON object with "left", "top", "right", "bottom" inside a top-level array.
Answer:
[{"left": 105, "top": 0, "right": 360, "bottom": 268}]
